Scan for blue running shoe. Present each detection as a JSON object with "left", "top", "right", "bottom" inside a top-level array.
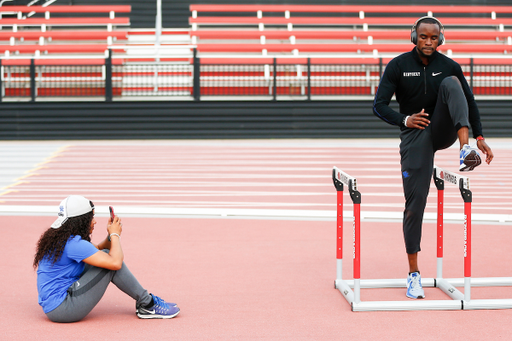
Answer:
[
  {"left": 406, "top": 272, "right": 425, "bottom": 299},
  {"left": 137, "top": 294, "right": 180, "bottom": 319},
  {"left": 459, "top": 144, "right": 481, "bottom": 172},
  {"left": 136, "top": 299, "right": 177, "bottom": 315}
]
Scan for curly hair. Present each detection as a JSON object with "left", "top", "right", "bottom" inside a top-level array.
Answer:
[{"left": 33, "top": 208, "right": 94, "bottom": 269}]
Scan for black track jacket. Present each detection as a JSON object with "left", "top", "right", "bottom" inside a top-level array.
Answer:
[{"left": 373, "top": 48, "right": 483, "bottom": 138}]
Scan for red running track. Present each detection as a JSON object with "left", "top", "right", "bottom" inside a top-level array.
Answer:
[
  {"left": 1, "top": 139, "right": 512, "bottom": 339},
  {"left": 1, "top": 140, "right": 511, "bottom": 219}
]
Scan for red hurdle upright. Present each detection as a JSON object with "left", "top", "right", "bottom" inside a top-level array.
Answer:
[{"left": 332, "top": 167, "right": 361, "bottom": 305}]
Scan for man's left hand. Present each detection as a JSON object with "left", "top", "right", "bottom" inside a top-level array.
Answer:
[{"left": 477, "top": 139, "right": 494, "bottom": 164}]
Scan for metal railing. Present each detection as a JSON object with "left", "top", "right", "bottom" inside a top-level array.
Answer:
[{"left": 1, "top": 50, "right": 511, "bottom": 101}]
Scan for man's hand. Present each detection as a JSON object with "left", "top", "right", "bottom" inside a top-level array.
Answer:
[
  {"left": 477, "top": 139, "right": 494, "bottom": 165},
  {"left": 406, "top": 109, "right": 431, "bottom": 129}
]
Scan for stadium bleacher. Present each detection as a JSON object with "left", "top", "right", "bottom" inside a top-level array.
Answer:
[
  {"left": 189, "top": 4, "right": 512, "bottom": 35},
  {"left": 189, "top": 4, "right": 512, "bottom": 55},
  {"left": 186, "top": 4, "right": 512, "bottom": 97},
  {"left": 0, "top": 3, "right": 511, "bottom": 99},
  {"left": 0, "top": 5, "right": 130, "bottom": 30}
]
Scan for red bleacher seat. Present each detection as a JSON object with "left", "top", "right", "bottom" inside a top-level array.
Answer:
[
  {"left": 190, "top": 16, "right": 512, "bottom": 27},
  {"left": 0, "top": 58, "right": 123, "bottom": 66},
  {"left": 191, "top": 29, "right": 512, "bottom": 42},
  {"left": 189, "top": 4, "right": 512, "bottom": 14},
  {"left": 0, "top": 5, "right": 131, "bottom": 14},
  {"left": 0, "top": 31, "right": 128, "bottom": 41},
  {"left": 0, "top": 17, "right": 129, "bottom": 27},
  {"left": 0, "top": 44, "right": 112, "bottom": 54},
  {"left": 194, "top": 43, "right": 512, "bottom": 54}
]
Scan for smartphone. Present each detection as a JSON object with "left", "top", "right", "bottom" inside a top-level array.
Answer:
[{"left": 109, "top": 206, "right": 115, "bottom": 221}]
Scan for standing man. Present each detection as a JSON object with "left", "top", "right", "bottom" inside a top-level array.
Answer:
[{"left": 373, "top": 17, "right": 494, "bottom": 299}]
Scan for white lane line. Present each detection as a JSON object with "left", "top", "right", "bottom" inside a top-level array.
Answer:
[
  {"left": 16, "top": 173, "right": 404, "bottom": 179},
  {"left": 44, "top": 153, "right": 402, "bottom": 158},
  {"left": 0, "top": 196, "right": 508, "bottom": 213},
  {"left": 0, "top": 145, "right": 71, "bottom": 189},
  {"left": 15, "top": 179, "right": 512, "bottom": 190},
  {"left": 2, "top": 190, "right": 336, "bottom": 196},
  {"left": 0, "top": 205, "right": 509, "bottom": 224},
  {"left": 7, "top": 180, "right": 340, "bottom": 187},
  {"left": 5, "top": 187, "right": 512, "bottom": 201}
]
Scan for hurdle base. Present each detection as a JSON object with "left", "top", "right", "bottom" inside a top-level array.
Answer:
[
  {"left": 336, "top": 277, "right": 512, "bottom": 311},
  {"left": 345, "top": 278, "right": 435, "bottom": 288},
  {"left": 463, "top": 299, "right": 512, "bottom": 310},
  {"left": 344, "top": 277, "right": 512, "bottom": 288},
  {"left": 445, "top": 277, "right": 512, "bottom": 287},
  {"left": 335, "top": 279, "right": 355, "bottom": 305},
  {"left": 352, "top": 299, "right": 462, "bottom": 312},
  {"left": 436, "top": 278, "right": 465, "bottom": 300}
]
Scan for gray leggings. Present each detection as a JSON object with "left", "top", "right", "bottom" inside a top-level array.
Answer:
[{"left": 46, "top": 251, "right": 152, "bottom": 323}]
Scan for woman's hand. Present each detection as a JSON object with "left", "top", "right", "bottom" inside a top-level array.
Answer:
[
  {"left": 88, "top": 215, "right": 124, "bottom": 270},
  {"left": 108, "top": 216, "right": 123, "bottom": 236}
]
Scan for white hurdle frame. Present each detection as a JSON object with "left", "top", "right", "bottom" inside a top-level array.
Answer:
[{"left": 332, "top": 165, "right": 512, "bottom": 311}]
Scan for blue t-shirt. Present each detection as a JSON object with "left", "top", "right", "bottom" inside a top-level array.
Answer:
[{"left": 37, "top": 235, "right": 99, "bottom": 313}]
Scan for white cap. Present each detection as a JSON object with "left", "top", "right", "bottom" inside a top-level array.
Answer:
[{"left": 51, "top": 195, "right": 94, "bottom": 229}]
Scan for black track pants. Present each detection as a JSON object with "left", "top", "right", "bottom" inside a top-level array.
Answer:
[{"left": 400, "top": 76, "right": 470, "bottom": 254}]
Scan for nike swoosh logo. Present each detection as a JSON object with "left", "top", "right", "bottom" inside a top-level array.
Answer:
[
  {"left": 139, "top": 307, "right": 156, "bottom": 314},
  {"left": 432, "top": 72, "right": 442, "bottom": 77}
]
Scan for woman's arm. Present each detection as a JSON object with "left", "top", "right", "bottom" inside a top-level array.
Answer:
[
  {"left": 95, "top": 215, "right": 115, "bottom": 250},
  {"left": 83, "top": 216, "right": 124, "bottom": 270}
]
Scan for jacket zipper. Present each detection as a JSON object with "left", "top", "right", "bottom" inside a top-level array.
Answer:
[{"left": 424, "top": 66, "right": 427, "bottom": 94}]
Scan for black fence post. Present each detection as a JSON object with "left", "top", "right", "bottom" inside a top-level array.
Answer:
[
  {"left": 273, "top": 58, "right": 277, "bottom": 101},
  {"left": 470, "top": 58, "right": 474, "bottom": 91},
  {"left": 307, "top": 57, "right": 311, "bottom": 101},
  {"left": 0, "top": 58, "right": 2, "bottom": 102},
  {"left": 193, "top": 48, "right": 200, "bottom": 101},
  {"left": 105, "top": 49, "right": 113, "bottom": 102},
  {"left": 30, "top": 59, "right": 36, "bottom": 102}
]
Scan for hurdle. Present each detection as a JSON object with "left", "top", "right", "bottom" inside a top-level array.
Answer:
[{"left": 332, "top": 165, "right": 512, "bottom": 311}]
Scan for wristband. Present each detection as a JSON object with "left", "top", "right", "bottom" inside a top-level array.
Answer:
[
  {"left": 109, "top": 233, "right": 121, "bottom": 240},
  {"left": 403, "top": 115, "right": 410, "bottom": 128},
  {"left": 476, "top": 136, "right": 485, "bottom": 141}
]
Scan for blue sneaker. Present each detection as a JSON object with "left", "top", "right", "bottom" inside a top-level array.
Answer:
[
  {"left": 136, "top": 294, "right": 180, "bottom": 319},
  {"left": 459, "top": 144, "right": 481, "bottom": 172},
  {"left": 406, "top": 272, "right": 425, "bottom": 299},
  {"left": 136, "top": 299, "right": 177, "bottom": 315}
]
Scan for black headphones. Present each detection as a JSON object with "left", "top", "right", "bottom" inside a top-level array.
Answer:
[{"left": 410, "top": 16, "right": 445, "bottom": 46}]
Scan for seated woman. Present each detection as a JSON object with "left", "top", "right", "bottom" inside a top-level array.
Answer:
[{"left": 34, "top": 195, "right": 179, "bottom": 322}]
